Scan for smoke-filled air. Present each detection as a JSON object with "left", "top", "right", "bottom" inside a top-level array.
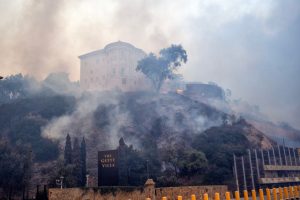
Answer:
[
  {"left": 0, "top": 0, "right": 300, "bottom": 199},
  {"left": 1, "top": 0, "right": 300, "bottom": 129}
]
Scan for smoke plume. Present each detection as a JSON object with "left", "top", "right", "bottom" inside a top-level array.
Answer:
[{"left": 0, "top": 0, "right": 299, "bottom": 128}]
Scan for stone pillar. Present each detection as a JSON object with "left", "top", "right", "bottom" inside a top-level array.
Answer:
[{"left": 144, "top": 179, "right": 156, "bottom": 200}]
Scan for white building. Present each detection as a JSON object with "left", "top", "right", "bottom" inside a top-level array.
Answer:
[{"left": 79, "top": 41, "right": 151, "bottom": 91}]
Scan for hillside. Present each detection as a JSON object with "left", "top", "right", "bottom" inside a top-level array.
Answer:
[
  {"left": 0, "top": 95, "right": 75, "bottom": 161},
  {"left": 0, "top": 74, "right": 282, "bottom": 194},
  {"left": 248, "top": 119, "right": 300, "bottom": 147},
  {"left": 38, "top": 90, "right": 274, "bottom": 187}
]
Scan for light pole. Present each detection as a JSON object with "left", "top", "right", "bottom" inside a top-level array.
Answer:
[
  {"left": 60, "top": 176, "right": 64, "bottom": 189},
  {"left": 56, "top": 176, "right": 64, "bottom": 189},
  {"left": 86, "top": 174, "right": 90, "bottom": 187}
]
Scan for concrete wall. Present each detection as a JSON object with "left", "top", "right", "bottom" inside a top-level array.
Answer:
[
  {"left": 48, "top": 180, "right": 227, "bottom": 200},
  {"left": 48, "top": 187, "right": 146, "bottom": 200}
]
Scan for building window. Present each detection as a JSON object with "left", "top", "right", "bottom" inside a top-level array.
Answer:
[{"left": 122, "top": 78, "right": 126, "bottom": 85}]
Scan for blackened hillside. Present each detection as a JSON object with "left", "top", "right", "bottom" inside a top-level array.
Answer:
[
  {"left": 0, "top": 75, "right": 276, "bottom": 191},
  {"left": 0, "top": 95, "right": 75, "bottom": 161}
]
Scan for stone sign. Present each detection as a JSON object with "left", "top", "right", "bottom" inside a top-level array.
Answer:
[{"left": 98, "top": 149, "right": 119, "bottom": 186}]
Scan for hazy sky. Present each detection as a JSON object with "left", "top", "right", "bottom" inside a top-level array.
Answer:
[{"left": 0, "top": 0, "right": 299, "bottom": 128}]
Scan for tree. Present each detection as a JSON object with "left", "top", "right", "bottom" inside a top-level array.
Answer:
[
  {"left": 64, "top": 134, "right": 72, "bottom": 165},
  {"left": 179, "top": 150, "right": 208, "bottom": 177},
  {"left": 80, "top": 137, "right": 86, "bottom": 186},
  {"left": 161, "top": 143, "right": 208, "bottom": 178},
  {"left": 50, "top": 159, "right": 77, "bottom": 188},
  {"left": 136, "top": 44, "right": 187, "bottom": 92},
  {"left": 118, "top": 138, "right": 147, "bottom": 186},
  {"left": 53, "top": 136, "right": 86, "bottom": 188},
  {"left": 192, "top": 121, "right": 251, "bottom": 184},
  {"left": 22, "top": 149, "right": 33, "bottom": 199},
  {"left": 0, "top": 140, "right": 28, "bottom": 199},
  {"left": 72, "top": 137, "right": 82, "bottom": 186}
]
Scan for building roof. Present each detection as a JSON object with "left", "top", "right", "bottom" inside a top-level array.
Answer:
[
  {"left": 78, "top": 41, "right": 146, "bottom": 59},
  {"left": 104, "top": 40, "right": 135, "bottom": 50}
]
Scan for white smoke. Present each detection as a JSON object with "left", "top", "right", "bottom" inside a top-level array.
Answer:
[{"left": 41, "top": 91, "right": 132, "bottom": 148}]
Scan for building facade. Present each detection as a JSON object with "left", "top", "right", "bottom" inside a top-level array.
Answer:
[
  {"left": 234, "top": 146, "right": 300, "bottom": 191},
  {"left": 183, "top": 82, "right": 225, "bottom": 101},
  {"left": 79, "top": 41, "right": 151, "bottom": 91}
]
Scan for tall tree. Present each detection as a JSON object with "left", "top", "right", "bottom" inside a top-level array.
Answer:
[
  {"left": 72, "top": 137, "right": 82, "bottom": 186},
  {"left": 136, "top": 44, "right": 187, "bottom": 92},
  {"left": 80, "top": 137, "right": 86, "bottom": 186},
  {"left": 64, "top": 134, "right": 72, "bottom": 165},
  {"left": 118, "top": 138, "right": 147, "bottom": 186},
  {"left": 22, "top": 149, "right": 32, "bottom": 199},
  {"left": 161, "top": 143, "right": 208, "bottom": 178},
  {"left": 118, "top": 137, "right": 128, "bottom": 185},
  {"left": 0, "top": 140, "right": 27, "bottom": 199}
]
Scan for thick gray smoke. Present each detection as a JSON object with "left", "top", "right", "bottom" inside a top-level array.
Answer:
[
  {"left": 41, "top": 92, "right": 124, "bottom": 148},
  {"left": 41, "top": 90, "right": 224, "bottom": 150},
  {"left": 1, "top": 0, "right": 299, "bottom": 129},
  {"left": 0, "top": 1, "right": 69, "bottom": 79}
]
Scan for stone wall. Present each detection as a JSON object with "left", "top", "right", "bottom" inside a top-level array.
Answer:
[
  {"left": 48, "top": 179, "right": 228, "bottom": 200},
  {"left": 48, "top": 187, "right": 146, "bottom": 200}
]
